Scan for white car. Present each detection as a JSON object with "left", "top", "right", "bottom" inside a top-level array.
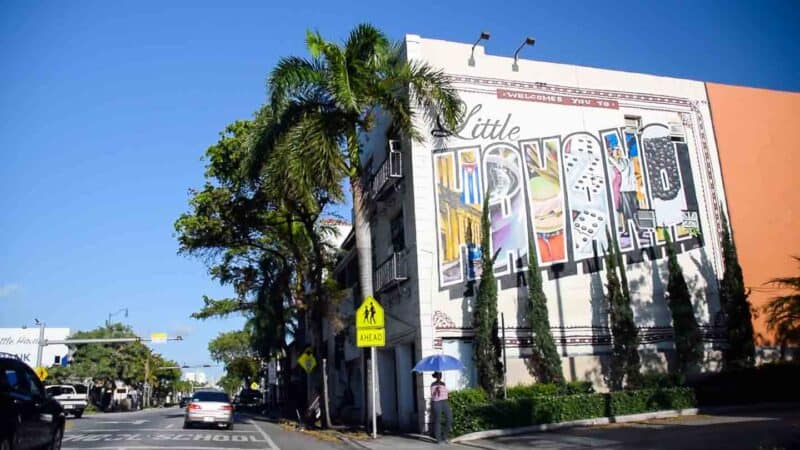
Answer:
[
  {"left": 46, "top": 384, "right": 88, "bottom": 418},
  {"left": 184, "top": 390, "right": 234, "bottom": 430}
]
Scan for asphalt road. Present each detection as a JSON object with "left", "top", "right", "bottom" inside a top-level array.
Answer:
[
  {"left": 62, "top": 407, "right": 348, "bottom": 450},
  {"left": 470, "top": 406, "right": 800, "bottom": 450}
]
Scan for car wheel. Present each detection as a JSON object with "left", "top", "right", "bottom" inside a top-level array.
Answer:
[
  {"left": 1, "top": 436, "right": 12, "bottom": 450},
  {"left": 227, "top": 423, "right": 234, "bottom": 431},
  {"left": 73, "top": 411, "right": 83, "bottom": 419},
  {"left": 48, "top": 425, "right": 64, "bottom": 450},
  {"left": 183, "top": 421, "right": 191, "bottom": 429}
]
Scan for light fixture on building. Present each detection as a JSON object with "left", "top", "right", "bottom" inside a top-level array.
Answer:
[
  {"left": 512, "top": 36, "right": 536, "bottom": 72},
  {"left": 468, "top": 31, "right": 491, "bottom": 67}
]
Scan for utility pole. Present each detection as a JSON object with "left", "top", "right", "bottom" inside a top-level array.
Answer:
[
  {"left": 35, "top": 319, "right": 45, "bottom": 368},
  {"left": 144, "top": 354, "right": 150, "bottom": 408}
]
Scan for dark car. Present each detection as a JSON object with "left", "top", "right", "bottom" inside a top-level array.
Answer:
[
  {"left": 0, "top": 353, "right": 65, "bottom": 450},
  {"left": 179, "top": 396, "right": 191, "bottom": 408},
  {"left": 235, "top": 389, "right": 263, "bottom": 412}
]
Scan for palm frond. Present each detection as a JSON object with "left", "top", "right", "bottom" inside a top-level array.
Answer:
[{"left": 269, "top": 56, "right": 326, "bottom": 114}]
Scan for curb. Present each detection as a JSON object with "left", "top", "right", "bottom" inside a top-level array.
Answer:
[
  {"left": 451, "top": 407, "right": 699, "bottom": 442},
  {"left": 336, "top": 433, "right": 371, "bottom": 449}
]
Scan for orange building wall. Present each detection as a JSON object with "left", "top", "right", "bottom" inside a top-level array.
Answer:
[{"left": 706, "top": 83, "right": 800, "bottom": 345}]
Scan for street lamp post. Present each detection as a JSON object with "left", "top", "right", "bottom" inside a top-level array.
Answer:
[{"left": 106, "top": 308, "right": 128, "bottom": 327}]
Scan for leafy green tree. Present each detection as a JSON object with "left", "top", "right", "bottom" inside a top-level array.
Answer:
[
  {"left": 604, "top": 230, "right": 642, "bottom": 390},
  {"left": 252, "top": 23, "right": 463, "bottom": 423},
  {"left": 719, "top": 214, "right": 756, "bottom": 369},
  {"left": 209, "top": 330, "right": 253, "bottom": 366},
  {"left": 527, "top": 240, "right": 563, "bottom": 383},
  {"left": 473, "top": 192, "right": 502, "bottom": 397},
  {"left": 664, "top": 231, "right": 702, "bottom": 377},
  {"left": 252, "top": 23, "right": 462, "bottom": 314},
  {"left": 763, "top": 256, "right": 800, "bottom": 359}
]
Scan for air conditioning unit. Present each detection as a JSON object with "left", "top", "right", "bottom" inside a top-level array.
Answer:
[
  {"left": 668, "top": 121, "right": 686, "bottom": 141},
  {"left": 388, "top": 139, "right": 402, "bottom": 153}
]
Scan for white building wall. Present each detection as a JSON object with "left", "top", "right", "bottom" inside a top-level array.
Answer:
[{"left": 398, "top": 35, "right": 730, "bottom": 431}]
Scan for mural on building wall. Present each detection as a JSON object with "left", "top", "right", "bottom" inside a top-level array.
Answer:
[
  {"left": 521, "top": 137, "right": 568, "bottom": 264},
  {"left": 601, "top": 129, "right": 653, "bottom": 250},
  {"left": 434, "top": 147, "right": 483, "bottom": 286},
  {"left": 484, "top": 143, "right": 529, "bottom": 275},
  {"left": 432, "top": 115, "right": 704, "bottom": 289},
  {"left": 562, "top": 133, "right": 612, "bottom": 260}
]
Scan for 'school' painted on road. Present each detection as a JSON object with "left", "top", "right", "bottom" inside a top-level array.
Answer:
[{"left": 63, "top": 433, "right": 266, "bottom": 442}]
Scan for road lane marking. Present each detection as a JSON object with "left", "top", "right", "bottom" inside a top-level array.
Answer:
[
  {"left": 64, "top": 447, "right": 262, "bottom": 450},
  {"left": 67, "top": 428, "right": 256, "bottom": 433},
  {"left": 165, "top": 423, "right": 174, "bottom": 429},
  {"left": 248, "top": 420, "right": 279, "bottom": 450}
]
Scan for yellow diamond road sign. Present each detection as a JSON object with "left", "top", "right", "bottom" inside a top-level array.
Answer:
[
  {"left": 357, "top": 327, "right": 385, "bottom": 348},
  {"left": 356, "top": 296, "right": 384, "bottom": 329},
  {"left": 35, "top": 366, "right": 48, "bottom": 381},
  {"left": 297, "top": 347, "right": 317, "bottom": 374}
]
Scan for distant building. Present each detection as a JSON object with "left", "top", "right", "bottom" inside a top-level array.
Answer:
[
  {"left": 318, "top": 34, "right": 800, "bottom": 433},
  {"left": 0, "top": 327, "right": 70, "bottom": 368},
  {"left": 182, "top": 371, "right": 207, "bottom": 385}
]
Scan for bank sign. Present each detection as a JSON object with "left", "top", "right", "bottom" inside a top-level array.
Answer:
[{"left": 0, "top": 327, "right": 70, "bottom": 368}]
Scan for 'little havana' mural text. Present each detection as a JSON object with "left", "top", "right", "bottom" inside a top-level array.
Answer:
[{"left": 432, "top": 105, "right": 702, "bottom": 289}]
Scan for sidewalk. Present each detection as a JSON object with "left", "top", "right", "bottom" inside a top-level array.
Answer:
[{"left": 345, "top": 433, "right": 467, "bottom": 449}]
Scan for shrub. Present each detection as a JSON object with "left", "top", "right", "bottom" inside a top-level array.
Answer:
[
  {"left": 690, "top": 362, "right": 800, "bottom": 406},
  {"left": 507, "top": 381, "right": 594, "bottom": 399},
  {"left": 610, "top": 388, "right": 695, "bottom": 415},
  {"left": 451, "top": 387, "right": 696, "bottom": 436},
  {"left": 637, "top": 371, "right": 685, "bottom": 389}
]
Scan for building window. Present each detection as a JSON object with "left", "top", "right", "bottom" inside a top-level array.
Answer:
[{"left": 390, "top": 210, "right": 405, "bottom": 252}]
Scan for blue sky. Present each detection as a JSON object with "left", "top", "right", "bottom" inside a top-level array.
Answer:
[{"left": 1, "top": 1, "right": 798, "bottom": 381}]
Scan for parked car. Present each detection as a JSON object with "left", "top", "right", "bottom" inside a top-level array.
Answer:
[
  {"left": 235, "top": 388, "right": 263, "bottom": 412},
  {"left": 46, "top": 384, "right": 88, "bottom": 418},
  {"left": 184, "top": 390, "right": 234, "bottom": 430},
  {"left": 179, "top": 396, "right": 191, "bottom": 408},
  {"left": 0, "top": 352, "right": 65, "bottom": 450}
]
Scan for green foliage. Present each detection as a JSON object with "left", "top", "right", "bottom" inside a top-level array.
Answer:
[
  {"left": 763, "top": 256, "right": 800, "bottom": 356},
  {"left": 719, "top": 214, "right": 756, "bottom": 369},
  {"left": 664, "top": 232, "right": 703, "bottom": 376},
  {"left": 527, "top": 241, "right": 564, "bottom": 383},
  {"left": 690, "top": 361, "right": 800, "bottom": 406},
  {"left": 451, "top": 387, "right": 696, "bottom": 436},
  {"left": 507, "top": 381, "right": 594, "bottom": 399},
  {"left": 45, "top": 324, "right": 180, "bottom": 393},
  {"left": 474, "top": 191, "right": 502, "bottom": 398},
  {"left": 604, "top": 230, "right": 642, "bottom": 390},
  {"left": 208, "top": 330, "right": 253, "bottom": 366}
]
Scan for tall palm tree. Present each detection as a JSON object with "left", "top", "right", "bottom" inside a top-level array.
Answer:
[
  {"left": 764, "top": 257, "right": 800, "bottom": 359},
  {"left": 250, "top": 23, "right": 462, "bottom": 303},
  {"left": 248, "top": 23, "right": 462, "bottom": 428}
]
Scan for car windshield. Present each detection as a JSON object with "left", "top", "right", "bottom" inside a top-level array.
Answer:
[
  {"left": 46, "top": 386, "right": 72, "bottom": 396},
  {"left": 192, "top": 391, "right": 230, "bottom": 403}
]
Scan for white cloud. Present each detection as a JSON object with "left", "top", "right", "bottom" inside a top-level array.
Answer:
[{"left": 0, "top": 283, "right": 20, "bottom": 298}]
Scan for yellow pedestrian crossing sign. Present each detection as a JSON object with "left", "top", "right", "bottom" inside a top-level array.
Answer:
[
  {"left": 356, "top": 296, "right": 384, "bottom": 329},
  {"left": 297, "top": 347, "right": 317, "bottom": 374},
  {"left": 35, "top": 366, "right": 48, "bottom": 381}
]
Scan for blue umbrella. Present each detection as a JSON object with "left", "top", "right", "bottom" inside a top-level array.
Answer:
[{"left": 412, "top": 354, "right": 465, "bottom": 372}]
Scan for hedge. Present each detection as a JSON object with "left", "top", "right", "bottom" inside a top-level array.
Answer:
[
  {"left": 450, "top": 387, "right": 696, "bottom": 437},
  {"left": 690, "top": 362, "right": 800, "bottom": 406},
  {"left": 507, "top": 381, "right": 594, "bottom": 399}
]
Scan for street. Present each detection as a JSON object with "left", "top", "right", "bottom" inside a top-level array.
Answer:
[
  {"left": 62, "top": 407, "right": 348, "bottom": 450},
  {"left": 467, "top": 406, "right": 800, "bottom": 450}
]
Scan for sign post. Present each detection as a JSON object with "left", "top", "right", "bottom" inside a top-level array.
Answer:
[{"left": 355, "top": 296, "right": 385, "bottom": 439}]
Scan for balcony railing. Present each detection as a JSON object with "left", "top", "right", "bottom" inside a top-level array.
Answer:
[
  {"left": 374, "top": 251, "right": 409, "bottom": 293},
  {"left": 371, "top": 141, "right": 403, "bottom": 199}
]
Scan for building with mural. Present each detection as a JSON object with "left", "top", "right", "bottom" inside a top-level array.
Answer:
[{"left": 321, "top": 34, "right": 800, "bottom": 433}]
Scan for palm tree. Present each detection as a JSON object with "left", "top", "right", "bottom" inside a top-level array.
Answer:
[
  {"left": 247, "top": 24, "right": 462, "bottom": 426},
  {"left": 250, "top": 23, "right": 462, "bottom": 303},
  {"left": 764, "top": 256, "right": 800, "bottom": 359}
]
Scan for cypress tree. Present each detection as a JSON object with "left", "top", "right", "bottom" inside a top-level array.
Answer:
[
  {"left": 605, "top": 229, "right": 642, "bottom": 390},
  {"left": 719, "top": 214, "right": 756, "bottom": 369},
  {"left": 473, "top": 191, "right": 501, "bottom": 397},
  {"left": 664, "top": 231, "right": 703, "bottom": 377},
  {"left": 527, "top": 240, "right": 564, "bottom": 383}
]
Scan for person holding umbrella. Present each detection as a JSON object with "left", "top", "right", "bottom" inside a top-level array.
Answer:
[{"left": 430, "top": 371, "right": 452, "bottom": 443}]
